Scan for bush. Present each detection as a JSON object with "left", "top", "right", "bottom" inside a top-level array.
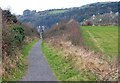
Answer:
[
  {"left": 85, "top": 21, "right": 93, "bottom": 26},
  {"left": 11, "top": 25, "right": 25, "bottom": 47}
]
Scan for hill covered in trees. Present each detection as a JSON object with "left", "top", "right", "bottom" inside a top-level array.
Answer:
[{"left": 17, "top": 2, "right": 119, "bottom": 28}]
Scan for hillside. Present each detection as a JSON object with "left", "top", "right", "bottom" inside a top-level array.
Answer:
[
  {"left": 82, "top": 12, "right": 119, "bottom": 26},
  {"left": 17, "top": 2, "right": 119, "bottom": 28},
  {"left": 42, "top": 19, "right": 118, "bottom": 81},
  {"left": 2, "top": 9, "right": 39, "bottom": 81}
]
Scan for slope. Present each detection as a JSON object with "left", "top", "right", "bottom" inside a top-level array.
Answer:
[
  {"left": 17, "top": 2, "right": 119, "bottom": 27},
  {"left": 42, "top": 19, "right": 118, "bottom": 81}
]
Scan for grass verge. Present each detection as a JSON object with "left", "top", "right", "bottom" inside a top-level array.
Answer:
[
  {"left": 41, "top": 42, "right": 97, "bottom": 81},
  {"left": 21, "top": 39, "right": 39, "bottom": 56},
  {"left": 4, "top": 39, "right": 39, "bottom": 81}
]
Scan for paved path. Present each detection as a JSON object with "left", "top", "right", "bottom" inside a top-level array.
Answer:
[{"left": 21, "top": 40, "right": 57, "bottom": 81}]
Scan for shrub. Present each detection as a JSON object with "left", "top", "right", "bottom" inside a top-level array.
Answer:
[
  {"left": 11, "top": 25, "right": 25, "bottom": 47},
  {"left": 85, "top": 21, "right": 93, "bottom": 26}
]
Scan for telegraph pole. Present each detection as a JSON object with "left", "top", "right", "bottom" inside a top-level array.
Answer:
[
  {"left": 38, "top": 26, "right": 44, "bottom": 39},
  {"left": 0, "top": 8, "right": 2, "bottom": 65}
]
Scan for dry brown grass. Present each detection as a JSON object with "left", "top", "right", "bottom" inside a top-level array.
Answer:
[
  {"left": 43, "top": 19, "right": 118, "bottom": 81},
  {"left": 46, "top": 37, "right": 118, "bottom": 81}
]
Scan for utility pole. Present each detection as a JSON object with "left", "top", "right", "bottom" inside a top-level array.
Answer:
[
  {"left": 38, "top": 26, "right": 45, "bottom": 39},
  {"left": 0, "top": 8, "right": 2, "bottom": 64},
  {"left": 38, "top": 26, "right": 42, "bottom": 39}
]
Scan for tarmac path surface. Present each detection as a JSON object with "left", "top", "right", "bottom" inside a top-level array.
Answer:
[{"left": 21, "top": 40, "right": 57, "bottom": 81}]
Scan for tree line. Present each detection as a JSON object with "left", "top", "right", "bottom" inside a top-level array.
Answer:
[{"left": 17, "top": 2, "right": 119, "bottom": 28}]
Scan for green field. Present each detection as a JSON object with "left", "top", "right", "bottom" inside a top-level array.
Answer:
[
  {"left": 49, "top": 10, "right": 68, "bottom": 14},
  {"left": 81, "top": 26, "right": 118, "bottom": 59}
]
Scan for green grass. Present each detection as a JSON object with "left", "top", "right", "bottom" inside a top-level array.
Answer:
[
  {"left": 81, "top": 26, "right": 118, "bottom": 59},
  {"left": 49, "top": 10, "right": 68, "bottom": 15},
  {"left": 41, "top": 42, "right": 97, "bottom": 81},
  {"left": 0, "top": 78, "right": 2, "bottom": 83},
  {"left": 21, "top": 39, "right": 39, "bottom": 56},
  {"left": 4, "top": 39, "right": 39, "bottom": 81}
]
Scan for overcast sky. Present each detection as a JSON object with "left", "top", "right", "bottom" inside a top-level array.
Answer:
[{"left": 0, "top": 0, "right": 119, "bottom": 15}]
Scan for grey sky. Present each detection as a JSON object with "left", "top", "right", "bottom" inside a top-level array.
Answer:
[{"left": 0, "top": 0, "right": 119, "bottom": 15}]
